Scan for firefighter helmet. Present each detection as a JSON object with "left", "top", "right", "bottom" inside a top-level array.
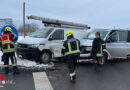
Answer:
[
  {"left": 66, "top": 31, "right": 74, "bottom": 37},
  {"left": 5, "top": 27, "right": 12, "bottom": 32}
]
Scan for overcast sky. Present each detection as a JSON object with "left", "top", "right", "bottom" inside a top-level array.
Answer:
[{"left": 0, "top": 0, "right": 130, "bottom": 29}]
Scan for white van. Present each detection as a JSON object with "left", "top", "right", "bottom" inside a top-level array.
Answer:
[
  {"left": 16, "top": 27, "right": 88, "bottom": 63},
  {"left": 81, "top": 29, "right": 130, "bottom": 62}
]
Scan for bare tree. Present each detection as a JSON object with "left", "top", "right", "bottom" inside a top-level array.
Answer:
[{"left": 18, "top": 23, "right": 39, "bottom": 36}]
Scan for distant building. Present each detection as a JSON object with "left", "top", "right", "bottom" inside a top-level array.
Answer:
[{"left": 0, "top": 18, "right": 13, "bottom": 30}]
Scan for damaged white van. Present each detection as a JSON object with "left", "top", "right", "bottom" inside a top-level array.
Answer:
[
  {"left": 16, "top": 15, "right": 90, "bottom": 63},
  {"left": 81, "top": 29, "right": 130, "bottom": 62}
]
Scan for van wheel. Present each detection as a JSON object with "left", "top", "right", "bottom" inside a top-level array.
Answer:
[
  {"left": 40, "top": 51, "right": 51, "bottom": 64},
  {"left": 103, "top": 52, "right": 108, "bottom": 64}
]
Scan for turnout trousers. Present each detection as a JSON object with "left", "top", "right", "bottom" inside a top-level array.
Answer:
[
  {"left": 66, "top": 54, "right": 80, "bottom": 79},
  {"left": 3, "top": 52, "right": 18, "bottom": 73}
]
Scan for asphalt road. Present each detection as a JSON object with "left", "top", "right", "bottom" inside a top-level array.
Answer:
[
  {"left": 0, "top": 59, "right": 130, "bottom": 90},
  {"left": 0, "top": 71, "right": 35, "bottom": 90},
  {"left": 47, "top": 59, "right": 130, "bottom": 90}
]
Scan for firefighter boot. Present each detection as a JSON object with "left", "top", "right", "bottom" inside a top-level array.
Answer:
[{"left": 70, "top": 74, "right": 76, "bottom": 83}]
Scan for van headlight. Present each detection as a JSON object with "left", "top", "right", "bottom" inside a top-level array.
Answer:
[{"left": 28, "top": 44, "right": 40, "bottom": 48}]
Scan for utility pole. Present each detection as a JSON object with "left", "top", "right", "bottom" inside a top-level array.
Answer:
[{"left": 23, "top": 2, "right": 25, "bottom": 38}]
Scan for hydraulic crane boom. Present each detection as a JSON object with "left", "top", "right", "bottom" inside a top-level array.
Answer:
[{"left": 27, "top": 15, "right": 90, "bottom": 29}]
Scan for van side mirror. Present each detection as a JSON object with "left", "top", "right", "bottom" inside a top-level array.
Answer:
[
  {"left": 105, "top": 38, "right": 111, "bottom": 43},
  {"left": 49, "top": 35, "right": 53, "bottom": 41}
]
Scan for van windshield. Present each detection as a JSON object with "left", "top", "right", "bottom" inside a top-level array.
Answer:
[
  {"left": 30, "top": 28, "right": 53, "bottom": 38},
  {"left": 87, "top": 30, "right": 108, "bottom": 40}
]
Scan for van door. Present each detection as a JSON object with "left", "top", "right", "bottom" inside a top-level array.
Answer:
[
  {"left": 126, "top": 31, "right": 130, "bottom": 57},
  {"left": 106, "top": 31, "right": 119, "bottom": 58},
  {"left": 49, "top": 29, "right": 64, "bottom": 57},
  {"left": 106, "top": 31, "right": 128, "bottom": 58}
]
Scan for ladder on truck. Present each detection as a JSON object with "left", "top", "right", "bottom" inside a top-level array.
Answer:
[{"left": 27, "top": 15, "right": 90, "bottom": 29}]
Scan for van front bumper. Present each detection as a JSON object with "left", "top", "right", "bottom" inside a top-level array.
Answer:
[
  {"left": 80, "top": 53, "right": 94, "bottom": 62},
  {"left": 16, "top": 47, "right": 40, "bottom": 60}
]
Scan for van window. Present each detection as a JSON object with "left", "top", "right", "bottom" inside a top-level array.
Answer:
[
  {"left": 87, "top": 30, "right": 108, "bottom": 40},
  {"left": 52, "top": 30, "right": 64, "bottom": 40},
  {"left": 108, "top": 32, "right": 118, "bottom": 42},
  {"left": 118, "top": 31, "right": 128, "bottom": 42},
  {"left": 30, "top": 28, "right": 53, "bottom": 38}
]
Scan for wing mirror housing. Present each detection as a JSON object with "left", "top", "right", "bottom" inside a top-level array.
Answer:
[
  {"left": 105, "top": 38, "right": 111, "bottom": 43},
  {"left": 49, "top": 35, "right": 53, "bottom": 41}
]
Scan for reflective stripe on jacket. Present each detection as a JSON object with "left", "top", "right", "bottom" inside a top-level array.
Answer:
[{"left": 2, "top": 44, "right": 15, "bottom": 53}]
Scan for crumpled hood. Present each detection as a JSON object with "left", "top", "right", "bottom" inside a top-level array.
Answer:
[
  {"left": 80, "top": 39, "right": 93, "bottom": 47},
  {"left": 19, "top": 37, "right": 47, "bottom": 44}
]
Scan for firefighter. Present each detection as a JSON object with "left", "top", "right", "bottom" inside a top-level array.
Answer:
[
  {"left": 0, "top": 27, "right": 19, "bottom": 75},
  {"left": 0, "top": 39, "right": 4, "bottom": 62},
  {"left": 61, "top": 31, "right": 80, "bottom": 82},
  {"left": 91, "top": 32, "right": 106, "bottom": 72}
]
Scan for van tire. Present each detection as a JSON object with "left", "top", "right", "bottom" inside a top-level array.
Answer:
[{"left": 40, "top": 51, "right": 51, "bottom": 64}]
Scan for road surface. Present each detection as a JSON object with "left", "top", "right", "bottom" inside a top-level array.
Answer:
[{"left": 0, "top": 59, "right": 130, "bottom": 90}]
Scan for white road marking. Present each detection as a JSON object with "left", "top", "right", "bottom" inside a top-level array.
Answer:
[{"left": 33, "top": 72, "right": 53, "bottom": 90}]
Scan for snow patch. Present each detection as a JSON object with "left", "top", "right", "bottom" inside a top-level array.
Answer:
[
  {"left": 0, "top": 51, "right": 49, "bottom": 68},
  {"left": 17, "top": 59, "right": 48, "bottom": 67}
]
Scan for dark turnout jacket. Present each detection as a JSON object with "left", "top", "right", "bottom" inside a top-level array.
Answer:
[
  {"left": 91, "top": 38, "right": 106, "bottom": 57},
  {"left": 61, "top": 35, "right": 81, "bottom": 56}
]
